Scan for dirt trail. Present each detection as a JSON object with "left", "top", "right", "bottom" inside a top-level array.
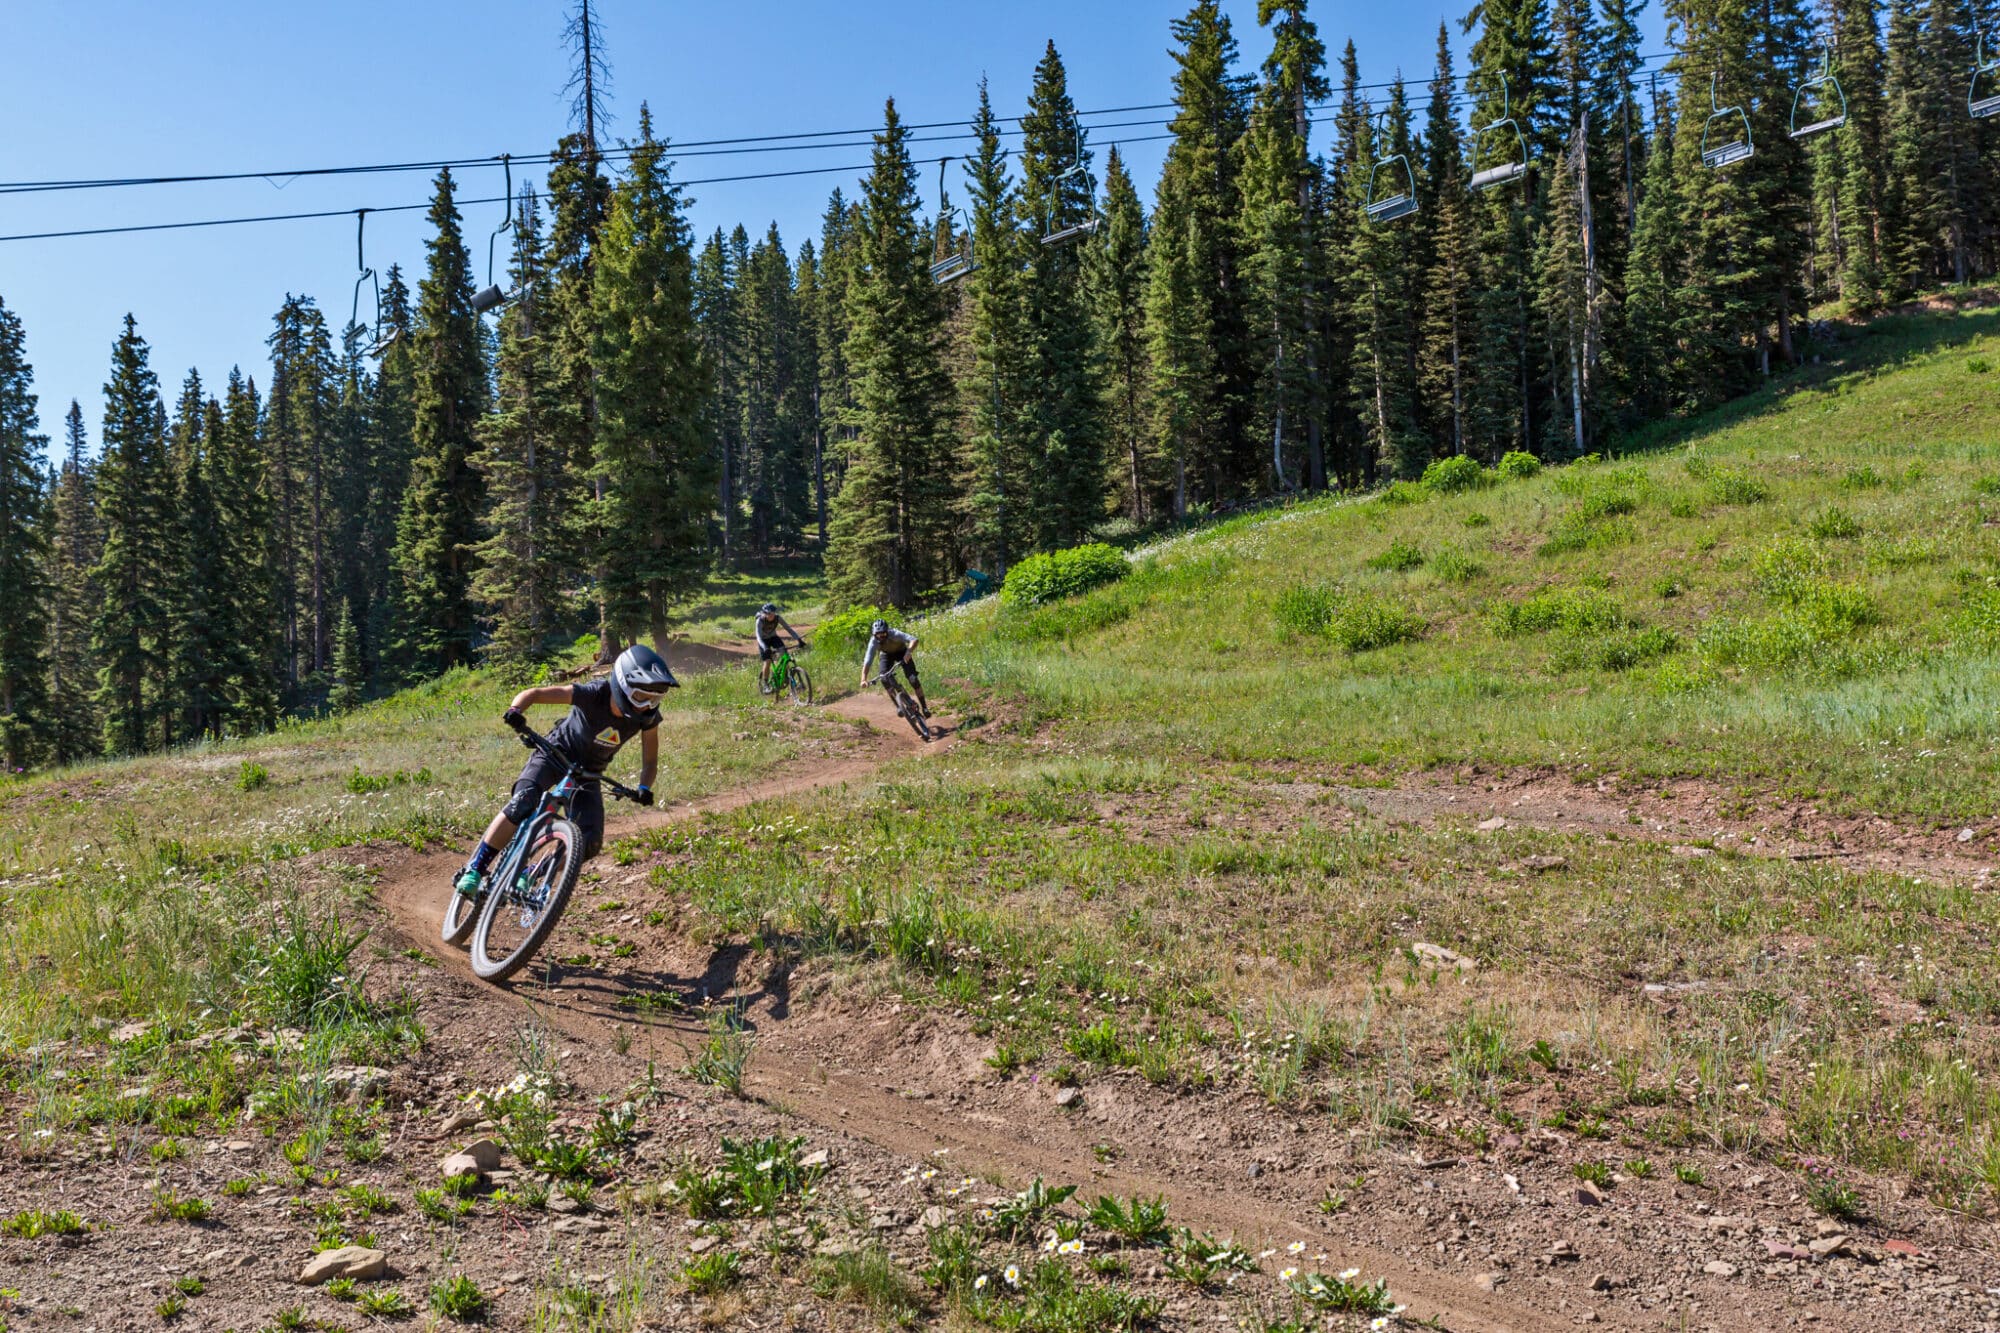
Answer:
[
  {"left": 354, "top": 662, "right": 2000, "bottom": 1332},
  {"left": 367, "top": 694, "right": 1585, "bottom": 1331}
]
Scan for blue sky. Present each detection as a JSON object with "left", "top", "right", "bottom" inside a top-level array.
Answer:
[{"left": 2, "top": 1, "right": 1664, "bottom": 449}]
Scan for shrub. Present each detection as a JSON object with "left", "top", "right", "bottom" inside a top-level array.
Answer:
[
  {"left": 1276, "top": 584, "right": 1422, "bottom": 651},
  {"left": 1376, "top": 480, "right": 1429, "bottom": 506},
  {"left": 1274, "top": 584, "right": 1341, "bottom": 637},
  {"left": 1555, "top": 626, "right": 1680, "bottom": 672},
  {"left": 1422, "top": 455, "right": 1488, "bottom": 494},
  {"left": 1953, "top": 586, "right": 2000, "bottom": 646},
  {"left": 1806, "top": 506, "right": 1861, "bottom": 539},
  {"left": 1431, "top": 546, "right": 1484, "bottom": 583},
  {"left": 1365, "top": 539, "right": 1425, "bottom": 572},
  {"left": 815, "top": 605, "right": 888, "bottom": 660},
  {"left": 1840, "top": 465, "right": 1886, "bottom": 491},
  {"left": 1493, "top": 588, "right": 1630, "bottom": 637},
  {"left": 236, "top": 761, "right": 270, "bottom": 792},
  {"left": 1327, "top": 599, "right": 1424, "bottom": 652},
  {"left": 1970, "top": 357, "right": 1992, "bottom": 375},
  {"left": 1496, "top": 450, "right": 1542, "bottom": 479},
  {"left": 428, "top": 1274, "right": 489, "bottom": 1323},
  {"left": 1707, "top": 467, "right": 1771, "bottom": 505},
  {"left": 1001, "top": 543, "right": 1129, "bottom": 608}
]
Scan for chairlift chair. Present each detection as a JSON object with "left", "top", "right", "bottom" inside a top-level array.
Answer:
[
  {"left": 1973, "top": 29, "right": 2000, "bottom": 119},
  {"left": 471, "top": 155, "right": 523, "bottom": 314},
  {"left": 929, "top": 157, "right": 977, "bottom": 284},
  {"left": 1700, "top": 72, "right": 1755, "bottom": 168},
  {"left": 1469, "top": 83, "right": 1530, "bottom": 192},
  {"left": 1363, "top": 111, "right": 1418, "bottom": 223},
  {"left": 1789, "top": 44, "right": 1848, "bottom": 139},
  {"left": 347, "top": 209, "right": 401, "bottom": 359},
  {"left": 1041, "top": 126, "right": 1101, "bottom": 246}
]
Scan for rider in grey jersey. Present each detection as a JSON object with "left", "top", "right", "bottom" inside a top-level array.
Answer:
[{"left": 860, "top": 619, "right": 929, "bottom": 718}]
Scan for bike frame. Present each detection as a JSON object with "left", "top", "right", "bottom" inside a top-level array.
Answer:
[
  {"left": 771, "top": 648, "right": 796, "bottom": 692},
  {"left": 488, "top": 728, "right": 634, "bottom": 911}
]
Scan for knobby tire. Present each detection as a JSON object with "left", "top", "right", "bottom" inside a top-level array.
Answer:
[{"left": 470, "top": 819, "right": 583, "bottom": 982}]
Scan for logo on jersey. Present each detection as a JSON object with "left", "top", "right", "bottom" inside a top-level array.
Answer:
[{"left": 593, "top": 726, "right": 623, "bottom": 751}]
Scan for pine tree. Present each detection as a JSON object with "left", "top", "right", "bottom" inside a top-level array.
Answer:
[
  {"left": 694, "top": 227, "right": 742, "bottom": 564},
  {"left": 1147, "top": 1, "right": 1254, "bottom": 512},
  {"left": 1464, "top": 0, "right": 1554, "bottom": 455},
  {"left": 361, "top": 269, "right": 415, "bottom": 679},
  {"left": 543, "top": 132, "right": 615, "bottom": 660},
  {"left": 1831, "top": 0, "right": 1890, "bottom": 308},
  {"left": 1624, "top": 101, "right": 1695, "bottom": 418},
  {"left": 1238, "top": 0, "right": 1330, "bottom": 492},
  {"left": 91, "top": 316, "right": 172, "bottom": 755},
  {"left": 1017, "top": 41, "right": 1111, "bottom": 546},
  {"left": 826, "top": 99, "right": 956, "bottom": 608},
  {"left": 591, "top": 105, "right": 715, "bottom": 647},
  {"left": 329, "top": 599, "right": 364, "bottom": 712},
  {"left": 1317, "top": 40, "right": 1369, "bottom": 484},
  {"left": 1418, "top": 23, "right": 1479, "bottom": 457},
  {"left": 393, "top": 168, "right": 489, "bottom": 673},
  {"left": 217, "top": 371, "right": 281, "bottom": 729},
  {"left": 793, "top": 237, "right": 829, "bottom": 547},
  {"left": 1086, "top": 147, "right": 1157, "bottom": 521},
  {"left": 813, "top": 191, "right": 864, "bottom": 518},
  {"left": 961, "top": 79, "right": 1034, "bottom": 572},
  {"left": 472, "top": 190, "right": 567, "bottom": 666},
  {"left": 1347, "top": 79, "right": 1426, "bottom": 478},
  {"left": 0, "top": 298, "right": 49, "bottom": 770},
  {"left": 738, "top": 223, "right": 812, "bottom": 554},
  {"left": 171, "top": 393, "right": 232, "bottom": 739},
  {"left": 46, "top": 402, "right": 100, "bottom": 764}
]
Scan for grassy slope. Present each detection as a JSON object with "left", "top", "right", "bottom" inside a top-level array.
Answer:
[
  {"left": 923, "top": 303, "right": 2000, "bottom": 821},
  {"left": 632, "top": 303, "right": 2000, "bottom": 1209},
  {"left": 5, "top": 303, "right": 2000, "bottom": 1228}
]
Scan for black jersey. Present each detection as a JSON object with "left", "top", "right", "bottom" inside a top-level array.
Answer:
[{"left": 546, "top": 679, "right": 660, "bottom": 774}]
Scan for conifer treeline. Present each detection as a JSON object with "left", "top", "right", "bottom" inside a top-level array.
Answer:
[{"left": 1, "top": 0, "right": 1998, "bottom": 764}]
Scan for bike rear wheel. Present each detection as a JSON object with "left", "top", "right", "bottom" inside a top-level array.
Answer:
[
  {"left": 441, "top": 876, "right": 482, "bottom": 946},
  {"left": 470, "top": 819, "right": 583, "bottom": 982},
  {"left": 786, "top": 662, "right": 814, "bottom": 706}
]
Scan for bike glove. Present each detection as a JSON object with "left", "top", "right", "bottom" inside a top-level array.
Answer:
[
  {"left": 503, "top": 707, "right": 527, "bottom": 732},
  {"left": 636, "top": 786, "right": 655, "bottom": 807}
]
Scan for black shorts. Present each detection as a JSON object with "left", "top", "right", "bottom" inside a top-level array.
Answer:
[
  {"left": 501, "top": 749, "right": 605, "bottom": 859},
  {"left": 880, "top": 650, "right": 918, "bottom": 682},
  {"left": 757, "top": 636, "right": 783, "bottom": 662}
]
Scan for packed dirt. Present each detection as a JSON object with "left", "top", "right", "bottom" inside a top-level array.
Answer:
[{"left": 7, "top": 650, "right": 1999, "bottom": 1329}]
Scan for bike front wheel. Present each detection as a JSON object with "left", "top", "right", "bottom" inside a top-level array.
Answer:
[
  {"left": 470, "top": 819, "right": 583, "bottom": 982},
  {"left": 894, "top": 687, "right": 931, "bottom": 741},
  {"left": 786, "top": 663, "right": 814, "bottom": 706},
  {"left": 441, "top": 877, "right": 482, "bottom": 946}
]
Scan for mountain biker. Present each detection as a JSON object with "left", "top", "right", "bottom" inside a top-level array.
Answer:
[
  {"left": 860, "top": 618, "right": 929, "bottom": 718},
  {"left": 453, "top": 644, "right": 676, "bottom": 899},
  {"left": 754, "top": 603, "right": 806, "bottom": 689}
]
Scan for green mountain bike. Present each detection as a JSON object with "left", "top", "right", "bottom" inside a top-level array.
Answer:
[
  {"left": 441, "top": 721, "right": 641, "bottom": 983},
  {"left": 759, "top": 641, "right": 813, "bottom": 705}
]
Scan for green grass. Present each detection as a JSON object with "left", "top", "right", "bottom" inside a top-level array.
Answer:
[
  {"left": 0, "top": 1208, "right": 84, "bottom": 1238},
  {"left": 903, "top": 305, "right": 2000, "bottom": 822}
]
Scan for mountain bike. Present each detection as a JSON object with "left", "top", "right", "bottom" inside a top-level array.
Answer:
[
  {"left": 759, "top": 641, "right": 813, "bottom": 705},
  {"left": 867, "top": 666, "right": 933, "bottom": 742},
  {"left": 441, "top": 721, "right": 641, "bottom": 982}
]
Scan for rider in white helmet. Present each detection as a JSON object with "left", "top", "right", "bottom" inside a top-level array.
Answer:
[{"left": 454, "top": 644, "right": 676, "bottom": 898}]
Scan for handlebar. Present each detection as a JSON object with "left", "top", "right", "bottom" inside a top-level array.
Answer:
[{"left": 509, "top": 719, "right": 644, "bottom": 803}]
